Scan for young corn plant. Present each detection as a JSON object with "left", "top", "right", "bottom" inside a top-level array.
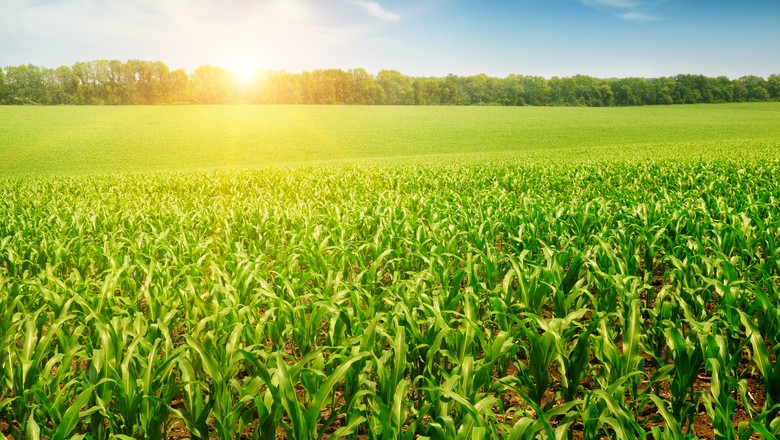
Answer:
[
  {"left": 592, "top": 298, "right": 644, "bottom": 404},
  {"left": 739, "top": 310, "right": 780, "bottom": 433},
  {"left": 515, "top": 315, "right": 558, "bottom": 409},
  {"left": 501, "top": 254, "right": 549, "bottom": 317},
  {"left": 541, "top": 246, "right": 588, "bottom": 319},
  {"left": 4, "top": 308, "right": 76, "bottom": 437},
  {"left": 3, "top": 156, "right": 780, "bottom": 437},
  {"left": 664, "top": 326, "right": 704, "bottom": 432},
  {"left": 182, "top": 324, "right": 250, "bottom": 440},
  {"left": 553, "top": 310, "right": 600, "bottom": 404}
]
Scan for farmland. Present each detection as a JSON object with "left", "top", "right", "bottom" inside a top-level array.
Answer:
[
  {"left": 1, "top": 103, "right": 780, "bottom": 439},
  {"left": 2, "top": 103, "right": 780, "bottom": 176}
]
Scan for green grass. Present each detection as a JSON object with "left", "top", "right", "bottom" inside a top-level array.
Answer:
[{"left": 1, "top": 103, "right": 780, "bottom": 176}]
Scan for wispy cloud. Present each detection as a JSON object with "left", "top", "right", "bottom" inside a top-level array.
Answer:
[
  {"left": 580, "top": 0, "right": 661, "bottom": 22},
  {"left": 353, "top": 1, "right": 401, "bottom": 23},
  {"left": 582, "top": 0, "right": 638, "bottom": 9},
  {"left": 620, "top": 11, "right": 657, "bottom": 22},
  {"left": 0, "top": 0, "right": 383, "bottom": 72}
]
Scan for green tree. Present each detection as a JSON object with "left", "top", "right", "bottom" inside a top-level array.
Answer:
[
  {"left": 1, "top": 61, "right": 777, "bottom": 107},
  {"left": 570, "top": 75, "right": 602, "bottom": 106},
  {"left": 2, "top": 64, "right": 47, "bottom": 104},
  {"left": 520, "top": 76, "right": 551, "bottom": 106},
  {"left": 671, "top": 75, "right": 701, "bottom": 104},
  {"left": 123, "top": 60, "right": 171, "bottom": 104},
  {"left": 439, "top": 74, "right": 469, "bottom": 105},
  {"left": 167, "top": 69, "right": 190, "bottom": 103},
  {"left": 307, "top": 69, "right": 339, "bottom": 104},
  {"left": 612, "top": 78, "right": 650, "bottom": 106},
  {"left": 739, "top": 75, "right": 770, "bottom": 101},
  {"left": 597, "top": 82, "right": 615, "bottom": 106},
  {"left": 768, "top": 74, "right": 780, "bottom": 100},
  {"left": 0, "top": 67, "right": 8, "bottom": 104},
  {"left": 710, "top": 76, "right": 734, "bottom": 102},
  {"left": 733, "top": 78, "right": 749, "bottom": 102},
  {"left": 40, "top": 66, "right": 66, "bottom": 104},
  {"left": 461, "top": 73, "right": 495, "bottom": 105},
  {"left": 548, "top": 77, "right": 568, "bottom": 105},
  {"left": 348, "top": 68, "right": 383, "bottom": 104},
  {"left": 149, "top": 61, "right": 172, "bottom": 104},
  {"left": 501, "top": 75, "right": 526, "bottom": 106},
  {"left": 190, "top": 65, "right": 234, "bottom": 104},
  {"left": 71, "top": 61, "right": 97, "bottom": 104},
  {"left": 653, "top": 78, "right": 675, "bottom": 105},
  {"left": 260, "top": 70, "right": 304, "bottom": 104},
  {"left": 377, "top": 70, "right": 413, "bottom": 104}
]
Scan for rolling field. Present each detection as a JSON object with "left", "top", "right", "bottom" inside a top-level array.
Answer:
[
  {"left": 1, "top": 103, "right": 780, "bottom": 175},
  {"left": 1, "top": 104, "right": 780, "bottom": 439}
]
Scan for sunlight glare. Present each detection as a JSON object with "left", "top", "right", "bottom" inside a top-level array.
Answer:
[{"left": 228, "top": 60, "right": 261, "bottom": 85}]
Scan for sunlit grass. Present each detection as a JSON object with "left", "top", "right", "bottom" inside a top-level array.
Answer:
[{"left": 1, "top": 103, "right": 779, "bottom": 176}]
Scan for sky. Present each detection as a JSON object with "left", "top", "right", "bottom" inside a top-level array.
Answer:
[{"left": 1, "top": 0, "right": 779, "bottom": 79}]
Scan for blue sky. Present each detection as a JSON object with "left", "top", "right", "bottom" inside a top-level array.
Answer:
[{"left": 1, "top": 0, "right": 779, "bottom": 78}]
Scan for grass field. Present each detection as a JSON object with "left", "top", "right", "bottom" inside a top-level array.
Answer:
[
  {"left": 1, "top": 103, "right": 780, "bottom": 439},
  {"left": 2, "top": 103, "right": 780, "bottom": 175}
]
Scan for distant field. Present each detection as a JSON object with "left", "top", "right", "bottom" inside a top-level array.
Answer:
[{"left": 1, "top": 103, "right": 780, "bottom": 176}]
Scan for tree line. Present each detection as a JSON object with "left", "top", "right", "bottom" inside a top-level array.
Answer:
[{"left": 2, "top": 59, "right": 779, "bottom": 106}]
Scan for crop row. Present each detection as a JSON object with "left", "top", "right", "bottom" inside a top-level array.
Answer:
[{"left": 1, "top": 159, "right": 779, "bottom": 439}]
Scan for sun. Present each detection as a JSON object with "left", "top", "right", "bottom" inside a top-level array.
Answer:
[{"left": 228, "top": 61, "right": 261, "bottom": 85}]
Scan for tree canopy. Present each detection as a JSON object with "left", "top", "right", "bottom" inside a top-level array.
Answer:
[{"left": 1, "top": 60, "right": 779, "bottom": 106}]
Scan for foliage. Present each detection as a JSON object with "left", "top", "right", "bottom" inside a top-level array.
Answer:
[
  {"left": 1, "top": 60, "right": 780, "bottom": 105},
  {"left": 1, "top": 136, "right": 780, "bottom": 437}
]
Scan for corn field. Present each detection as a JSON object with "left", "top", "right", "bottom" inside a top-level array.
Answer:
[{"left": 1, "top": 158, "right": 779, "bottom": 439}]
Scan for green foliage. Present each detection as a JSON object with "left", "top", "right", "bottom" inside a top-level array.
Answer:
[{"left": 1, "top": 60, "right": 780, "bottom": 105}]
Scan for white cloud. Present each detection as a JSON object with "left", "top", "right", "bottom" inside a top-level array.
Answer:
[
  {"left": 582, "top": 0, "right": 638, "bottom": 9},
  {"left": 5, "top": 0, "right": 379, "bottom": 68},
  {"left": 265, "top": 0, "right": 319, "bottom": 25},
  {"left": 353, "top": 1, "right": 401, "bottom": 23},
  {"left": 620, "top": 11, "right": 657, "bottom": 22},
  {"left": 580, "top": 0, "right": 663, "bottom": 23}
]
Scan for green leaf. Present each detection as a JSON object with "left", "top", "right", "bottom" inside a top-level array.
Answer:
[
  {"left": 27, "top": 412, "right": 41, "bottom": 440},
  {"left": 52, "top": 388, "right": 94, "bottom": 440},
  {"left": 305, "top": 353, "right": 369, "bottom": 434}
]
